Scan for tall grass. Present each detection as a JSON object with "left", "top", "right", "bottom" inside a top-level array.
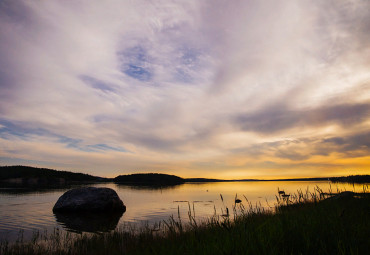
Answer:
[{"left": 1, "top": 187, "right": 369, "bottom": 255}]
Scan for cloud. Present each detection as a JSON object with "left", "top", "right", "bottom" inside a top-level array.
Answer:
[
  {"left": 228, "top": 130, "right": 370, "bottom": 165},
  {"left": 234, "top": 102, "right": 370, "bottom": 134},
  {"left": 321, "top": 132, "right": 370, "bottom": 157},
  {"left": 0, "top": 0, "right": 369, "bottom": 177},
  {"left": 0, "top": 119, "right": 127, "bottom": 153}
]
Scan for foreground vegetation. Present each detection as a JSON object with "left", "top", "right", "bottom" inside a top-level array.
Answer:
[{"left": 1, "top": 188, "right": 369, "bottom": 255}]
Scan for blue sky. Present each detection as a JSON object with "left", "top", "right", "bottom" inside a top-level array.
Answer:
[{"left": 0, "top": 0, "right": 369, "bottom": 178}]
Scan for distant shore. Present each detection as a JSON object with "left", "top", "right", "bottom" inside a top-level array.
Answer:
[{"left": 1, "top": 165, "right": 369, "bottom": 189}]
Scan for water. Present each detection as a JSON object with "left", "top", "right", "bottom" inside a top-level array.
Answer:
[{"left": 0, "top": 181, "right": 365, "bottom": 242}]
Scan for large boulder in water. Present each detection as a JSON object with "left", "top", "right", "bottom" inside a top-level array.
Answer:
[{"left": 53, "top": 187, "right": 126, "bottom": 213}]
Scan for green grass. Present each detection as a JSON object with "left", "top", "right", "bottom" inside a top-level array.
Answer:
[{"left": 1, "top": 189, "right": 369, "bottom": 255}]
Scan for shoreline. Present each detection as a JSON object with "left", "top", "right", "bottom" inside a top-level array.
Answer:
[{"left": 1, "top": 166, "right": 369, "bottom": 189}]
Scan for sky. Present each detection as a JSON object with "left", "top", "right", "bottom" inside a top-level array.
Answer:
[{"left": 0, "top": 0, "right": 370, "bottom": 179}]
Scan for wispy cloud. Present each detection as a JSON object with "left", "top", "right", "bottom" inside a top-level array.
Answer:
[{"left": 234, "top": 102, "right": 370, "bottom": 134}]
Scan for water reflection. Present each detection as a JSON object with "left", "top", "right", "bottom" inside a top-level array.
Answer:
[
  {"left": 54, "top": 211, "right": 124, "bottom": 233},
  {"left": 0, "top": 187, "right": 67, "bottom": 195},
  {"left": 0, "top": 184, "right": 92, "bottom": 195},
  {"left": 1, "top": 181, "right": 368, "bottom": 242},
  {"left": 115, "top": 183, "right": 183, "bottom": 191}
]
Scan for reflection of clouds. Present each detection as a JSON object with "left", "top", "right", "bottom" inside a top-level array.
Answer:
[
  {"left": 0, "top": 0, "right": 369, "bottom": 177},
  {"left": 116, "top": 183, "right": 183, "bottom": 191}
]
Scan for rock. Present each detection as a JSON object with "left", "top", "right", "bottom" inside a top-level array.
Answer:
[{"left": 53, "top": 187, "right": 126, "bottom": 212}]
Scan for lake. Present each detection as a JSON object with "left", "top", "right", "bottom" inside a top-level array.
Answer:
[{"left": 0, "top": 181, "right": 365, "bottom": 242}]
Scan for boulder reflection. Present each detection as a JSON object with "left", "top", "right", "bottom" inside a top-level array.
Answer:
[{"left": 54, "top": 211, "right": 124, "bottom": 233}]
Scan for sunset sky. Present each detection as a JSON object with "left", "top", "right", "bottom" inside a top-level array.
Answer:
[{"left": 0, "top": 0, "right": 369, "bottom": 179}]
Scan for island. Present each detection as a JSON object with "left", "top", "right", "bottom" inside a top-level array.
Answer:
[{"left": 114, "top": 173, "right": 185, "bottom": 185}]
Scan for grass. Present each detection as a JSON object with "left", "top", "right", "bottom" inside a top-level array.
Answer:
[{"left": 1, "top": 187, "right": 369, "bottom": 255}]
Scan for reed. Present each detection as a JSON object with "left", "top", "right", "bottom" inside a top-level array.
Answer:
[{"left": 1, "top": 187, "right": 369, "bottom": 255}]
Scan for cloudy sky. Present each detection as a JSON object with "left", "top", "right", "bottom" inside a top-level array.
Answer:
[{"left": 0, "top": 0, "right": 369, "bottom": 178}]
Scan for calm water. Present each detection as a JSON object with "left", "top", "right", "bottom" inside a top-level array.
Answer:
[{"left": 0, "top": 181, "right": 365, "bottom": 242}]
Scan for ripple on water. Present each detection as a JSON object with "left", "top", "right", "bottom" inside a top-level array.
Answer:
[{"left": 1, "top": 181, "right": 366, "bottom": 242}]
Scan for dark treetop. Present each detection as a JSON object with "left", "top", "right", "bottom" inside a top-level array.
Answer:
[
  {"left": 114, "top": 173, "right": 185, "bottom": 185},
  {"left": 0, "top": 165, "right": 104, "bottom": 189}
]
